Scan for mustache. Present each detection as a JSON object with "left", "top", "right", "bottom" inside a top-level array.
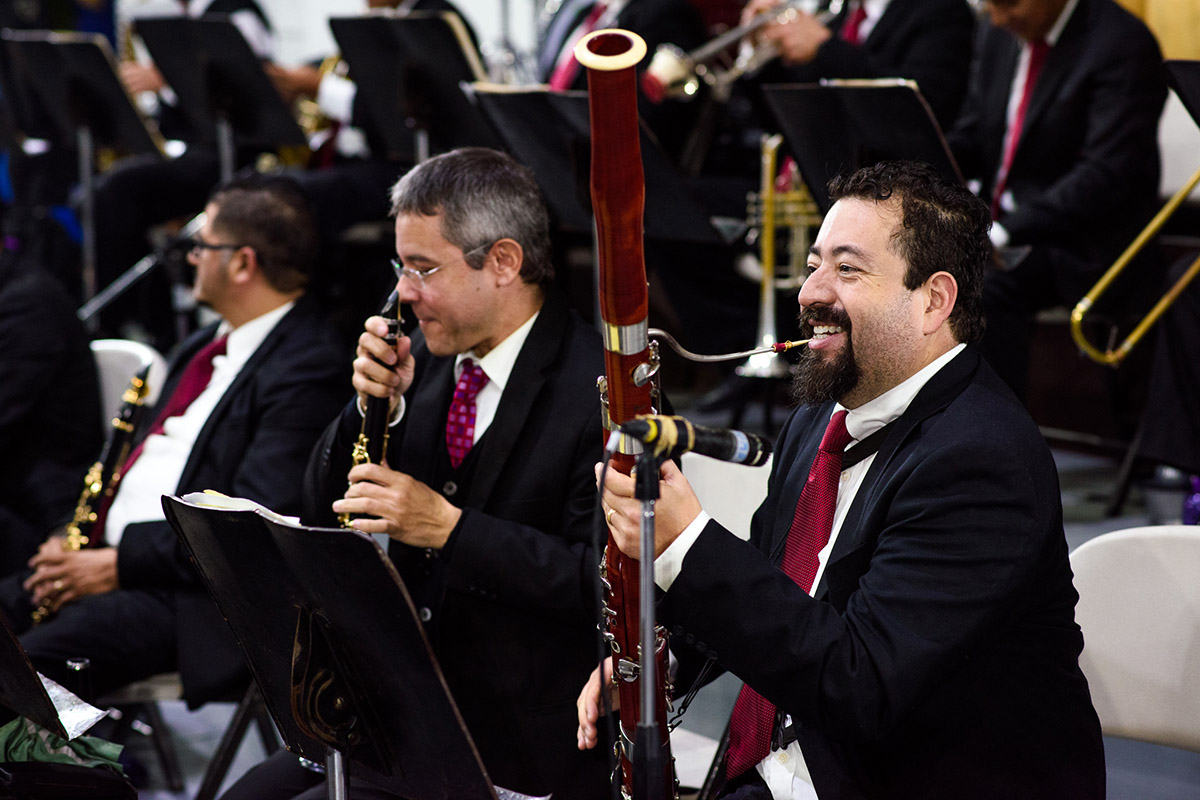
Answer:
[{"left": 798, "top": 305, "right": 851, "bottom": 332}]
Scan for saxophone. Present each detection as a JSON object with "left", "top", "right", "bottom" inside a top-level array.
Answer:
[
  {"left": 32, "top": 365, "right": 153, "bottom": 624},
  {"left": 576, "top": 28, "right": 677, "bottom": 800},
  {"left": 339, "top": 289, "right": 402, "bottom": 528}
]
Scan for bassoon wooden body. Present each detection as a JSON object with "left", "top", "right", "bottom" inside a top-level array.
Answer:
[{"left": 575, "top": 28, "right": 676, "bottom": 800}]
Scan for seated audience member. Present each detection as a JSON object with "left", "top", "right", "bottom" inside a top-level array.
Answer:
[
  {"left": 580, "top": 160, "right": 1105, "bottom": 798},
  {"left": 219, "top": 148, "right": 612, "bottom": 800},
  {"left": 0, "top": 256, "right": 102, "bottom": 574},
  {"left": 946, "top": 0, "right": 1167, "bottom": 398},
  {"left": 0, "top": 173, "right": 346, "bottom": 708}
]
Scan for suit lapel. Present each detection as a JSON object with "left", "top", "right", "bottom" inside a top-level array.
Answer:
[
  {"left": 813, "top": 348, "right": 981, "bottom": 600},
  {"left": 766, "top": 408, "right": 831, "bottom": 565},
  {"left": 1020, "top": 2, "right": 1086, "bottom": 143},
  {"left": 465, "top": 293, "right": 567, "bottom": 508}
]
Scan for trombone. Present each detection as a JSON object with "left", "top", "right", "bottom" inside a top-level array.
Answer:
[{"left": 1069, "top": 164, "right": 1200, "bottom": 366}]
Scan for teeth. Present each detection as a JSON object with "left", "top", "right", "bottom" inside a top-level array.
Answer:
[{"left": 811, "top": 325, "right": 845, "bottom": 338}]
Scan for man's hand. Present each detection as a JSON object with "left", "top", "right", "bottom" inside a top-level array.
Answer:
[
  {"left": 597, "top": 459, "right": 702, "bottom": 560},
  {"left": 119, "top": 62, "right": 166, "bottom": 94},
  {"left": 334, "top": 463, "right": 461, "bottom": 549},
  {"left": 352, "top": 315, "right": 415, "bottom": 419},
  {"left": 760, "top": 7, "right": 832, "bottom": 65},
  {"left": 264, "top": 63, "right": 322, "bottom": 105},
  {"left": 577, "top": 657, "right": 617, "bottom": 750},
  {"left": 25, "top": 544, "right": 119, "bottom": 614}
]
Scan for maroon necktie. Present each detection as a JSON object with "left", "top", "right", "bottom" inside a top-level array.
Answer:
[
  {"left": 725, "top": 410, "right": 853, "bottom": 780},
  {"left": 991, "top": 39, "right": 1050, "bottom": 220},
  {"left": 445, "top": 359, "right": 488, "bottom": 468},
  {"left": 92, "top": 334, "right": 229, "bottom": 539},
  {"left": 839, "top": 3, "right": 868, "bottom": 45}
]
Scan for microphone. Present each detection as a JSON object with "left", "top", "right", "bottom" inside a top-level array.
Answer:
[{"left": 620, "top": 415, "right": 772, "bottom": 467}]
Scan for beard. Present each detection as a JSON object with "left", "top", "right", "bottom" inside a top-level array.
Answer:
[{"left": 790, "top": 306, "right": 860, "bottom": 406}]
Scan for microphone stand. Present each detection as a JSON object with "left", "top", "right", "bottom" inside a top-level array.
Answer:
[{"left": 632, "top": 448, "right": 667, "bottom": 800}]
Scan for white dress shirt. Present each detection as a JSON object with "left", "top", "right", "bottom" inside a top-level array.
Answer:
[
  {"left": 656, "top": 343, "right": 966, "bottom": 799},
  {"left": 104, "top": 302, "right": 294, "bottom": 546}
]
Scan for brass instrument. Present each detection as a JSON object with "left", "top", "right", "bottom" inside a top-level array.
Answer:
[
  {"left": 738, "top": 133, "right": 822, "bottom": 379},
  {"left": 339, "top": 289, "right": 402, "bottom": 528},
  {"left": 32, "top": 365, "right": 153, "bottom": 624},
  {"left": 642, "top": 0, "right": 841, "bottom": 102},
  {"left": 1069, "top": 164, "right": 1200, "bottom": 366}
]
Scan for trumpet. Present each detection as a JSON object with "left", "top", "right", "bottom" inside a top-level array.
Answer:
[
  {"left": 641, "top": 0, "right": 841, "bottom": 103},
  {"left": 1069, "top": 163, "right": 1200, "bottom": 366}
]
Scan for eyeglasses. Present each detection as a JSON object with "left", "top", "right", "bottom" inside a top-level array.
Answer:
[
  {"left": 189, "top": 236, "right": 249, "bottom": 255},
  {"left": 391, "top": 241, "right": 494, "bottom": 289}
]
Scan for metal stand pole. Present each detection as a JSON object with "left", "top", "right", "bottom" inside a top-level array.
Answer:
[
  {"left": 632, "top": 451, "right": 666, "bottom": 800},
  {"left": 76, "top": 125, "right": 97, "bottom": 324},
  {"left": 325, "top": 747, "right": 347, "bottom": 800}
]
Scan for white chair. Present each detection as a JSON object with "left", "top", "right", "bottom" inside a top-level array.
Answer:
[
  {"left": 1071, "top": 525, "right": 1200, "bottom": 751},
  {"left": 681, "top": 451, "right": 772, "bottom": 541},
  {"left": 89, "top": 338, "right": 167, "bottom": 428}
]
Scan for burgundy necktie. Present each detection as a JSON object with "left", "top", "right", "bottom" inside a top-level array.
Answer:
[
  {"left": 93, "top": 334, "right": 229, "bottom": 539},
  {"left": 839, "top": 3, "right": 868, "bottom": 45},
  {"left": 548, "top": 2, "right": 606, "bottom": 91},
  {"left": 445, "top": 359, "right": 489, "bottom": 468},
  {"left": 991, "top": 39, "right": 1050, "bottom": 220},
  {"left": 725, "top": 410, "right": 853, "bottom": 780}
]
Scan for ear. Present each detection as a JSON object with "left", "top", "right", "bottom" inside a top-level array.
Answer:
[
  {"left": 922, "top": 271, "right": 957, "bottom": 335},
  {"left": 228, "top": 246, "right": 258, "bottom": 286},
  {"left": 487, "top": 238, "right": 524, "bottom": 287}
]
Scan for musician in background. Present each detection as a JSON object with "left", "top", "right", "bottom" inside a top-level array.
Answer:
[
  {"left": 220, "top": 148, "right": 611, "bottom": 800},
  {"left": 0, "top": 174, "right": 346, "bottom": 709},
  {"left": 946, "top": 0, "right": 1167, "bottom": 399},
  {"left": 737, "top": 0, "right": 975, "bottom": 130},
  {"left": 0, "top": 256, "right": 103, "bottom": 575},
  {"left": 581, "top": 161, "right": 1104, "bottom": 798}
]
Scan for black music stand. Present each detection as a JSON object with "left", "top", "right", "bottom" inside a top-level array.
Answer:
[
  {"left": 134, "top": 16, "right": 306, "bottom": 181},
  {"left": 330, "top": 12, "right": 498, "bottom": 163},
  {"left": 1166, "top": 60, "right": 1200, "bottom": 125},
  {"left": 468, "top": 85, "right": 720, "bottom": 244},
  {"left": 762, "top": 79, "right": 962, "bottom": 213},
  {"left": 162, "top": 494, "right": 500, "bottom": 800},
  {"left": 0, "top": 30, "right": 163, "bottom": 306}
]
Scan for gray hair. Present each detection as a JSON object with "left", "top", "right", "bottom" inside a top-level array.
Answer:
[{"left": 389, "top": 148, "right": 553, "bottom": 288}]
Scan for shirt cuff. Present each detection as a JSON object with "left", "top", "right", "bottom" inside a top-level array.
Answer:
[
  {"left": 317, "top": 73, "right": 356, "bottom": 123},
  {"left": 654, "top": 511, "right": 710, "bottom": 592},
  {"left": 356, "top": 395, "right": 405, "bottom": 425},
  {"left": 990, "top": 221, "right": 1011, "bottom": 249}
]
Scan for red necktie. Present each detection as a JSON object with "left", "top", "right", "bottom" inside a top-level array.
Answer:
[
  {"left": 548, "top": 2, "right": 606, "bottom": 91},
  {"left": 725, "top": 410, "right": 853, "bottom": 780},
  {"left": 445, "top": 359, "right": 488, "bottom": 468},
  {"left": 92, "top": 334, "right": 229, "bottom": 539},
  {"left": 991, "top": 39, "right": 1050, "bottom": 220},
  {"left": 839, "top": 3, "right": 868, "bottom": 45}
]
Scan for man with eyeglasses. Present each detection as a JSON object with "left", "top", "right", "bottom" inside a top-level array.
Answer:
[
  {"left": 219, "top": 148, "right": 613, "bottom": 799},
  {"left": 0, "top": 173, "right": 347, "bottom": 714}
]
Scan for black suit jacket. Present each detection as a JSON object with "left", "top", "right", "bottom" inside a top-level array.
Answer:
[
  {"left": 305, "top": 290, "right": 611, "bottom": 799},
  {"left": 763, "top": 0, "right": 975, "bottom": 130},
  {"left": 947, "top": 0, "right": 1165, "bottom": 294},
  {"left": 117, "top": 295, "right": 347, "bottom": 705},
  {"left": 661, "top": 348, "right": 1104, "bottom": 798}
]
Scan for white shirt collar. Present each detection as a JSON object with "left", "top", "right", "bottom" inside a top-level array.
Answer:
[
  {"left": 838, "top": 343, "right": 966, "bottom": 443},
  {"left": 218, "top": 300, "right": 295, "bottom": 366},
  {"left": 454, "top": 310, "right": 541, "bottom": 392}
]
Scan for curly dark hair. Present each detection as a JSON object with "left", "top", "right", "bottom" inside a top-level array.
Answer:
[{"left": 827, "top": 160, "right": 989, "bottom": 344}]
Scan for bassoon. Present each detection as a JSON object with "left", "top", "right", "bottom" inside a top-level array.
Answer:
[
  {"left": 32, "top": 364, "right": 152, "bottom": 624},
  {"left": 575, "top": 28, "right": 676, "bottom": 800}
]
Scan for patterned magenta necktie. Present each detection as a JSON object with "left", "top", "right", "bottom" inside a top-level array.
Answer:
[
  {"left": 93, "top": 334, "right": 229, "bottom": 539},
  {"left": 446, "top": 359, "right": 488, "bottom": 468},
  {"left": 725, "top": 410, "right": 853, "bottom": 780},
  {"left": 992, "top": 39, "right": 1050, "bottom": 220},
  {"left": 839, "top": 3, "right": 868, "bottom": 45}
]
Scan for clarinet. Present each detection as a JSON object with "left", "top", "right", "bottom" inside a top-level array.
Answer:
[
  {"left": 340, "top": 289, "right": 402, "bottom": 527},
  {"left": 576, "top": 29, "right": 677, "bottom": 800},
  {"left": 32, "top": 365, "right": 152, "bottom": 624}
]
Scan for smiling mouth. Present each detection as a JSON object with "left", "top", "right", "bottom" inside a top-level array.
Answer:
[{"left": 810, "top": 324, "right": 845, "bottom": 340}]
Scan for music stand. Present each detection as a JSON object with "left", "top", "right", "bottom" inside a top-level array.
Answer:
[
  {"left": 0, "top": 611, "right": 107, "bottom": 742},
  {"left": 468, "top": 84, "right": 720, "bottom": 244},
  {"left": 133, "top": 16, "right": 306, "bottom": 181},
  {"left": 330, "top": 12, "right": 499, "bottom": 163},
  {"left": 1166, "top": 60, "right": 1200, "bottom": 128},
  {"left": 762, "top": 79, "right": 962, "bottom": 213},
  {"left": 162, "top": 494, "right": 500, "bottom": 800},
  {"left": 0, "top": 30, "right": 163, "bottom": 307}
]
